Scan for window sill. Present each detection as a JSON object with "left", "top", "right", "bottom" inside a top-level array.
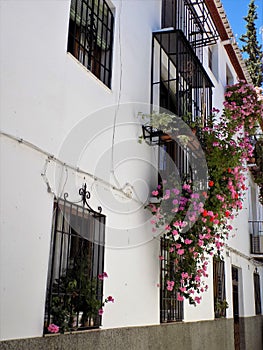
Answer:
[{"left": 66, "top": 52, "right": 113, "bottom": 93}]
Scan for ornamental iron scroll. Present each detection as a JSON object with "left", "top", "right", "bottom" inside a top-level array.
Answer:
[{"left": 63, "top": 183, "right": 103, "bottom": 215}]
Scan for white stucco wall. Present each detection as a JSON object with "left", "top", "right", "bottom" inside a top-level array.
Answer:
[
  {"left": 0, "top": 0, "right": 262, "bottom": 342},
  {"left": 0, "top": 0, "right": 161, "bottom": 340}
]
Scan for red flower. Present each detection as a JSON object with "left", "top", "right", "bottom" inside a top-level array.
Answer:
[
  {"left": 225, "top": 211, "right": 230, "bottom": 217},
  {"left": 202, "top": 209, "right": 208, "bottom": 217},
  {"left": 208, "top": 180, "right": 214, "bottom": 187}
]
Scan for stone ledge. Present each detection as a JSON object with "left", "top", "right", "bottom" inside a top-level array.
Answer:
[{"left": 0, "top": 318, "right": 238, "bottom": 350}]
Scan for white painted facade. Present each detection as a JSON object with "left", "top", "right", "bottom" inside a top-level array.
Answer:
[{"left": 0, "top": 0, "right": 262, "bottom": 342}]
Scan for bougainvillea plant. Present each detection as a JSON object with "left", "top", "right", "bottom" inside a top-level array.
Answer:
[{"left": 149, "top": 81, "right": 263, "bottom": 305}]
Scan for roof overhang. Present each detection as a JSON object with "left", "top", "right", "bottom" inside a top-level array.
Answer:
[{"left": 204, "top": 0, "right": 252, "bottom": 84}]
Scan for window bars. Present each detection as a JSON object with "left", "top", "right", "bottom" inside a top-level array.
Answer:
[
  {"left": 44, "top": 184, "right": 106, "bottom": 333},
  {"left": 213, "top": 258, "right": 226, "bottom": 318},
  {"left": 249, "top": 221, "right": 263, "bottom": 254},
  {"left": 160, "top": 235, "right": 183, "bottom": 322},
  {"left": 67, "top": 0, "right": 114, "bottom": 88},
  {"left": 149, "top": 29, "right": 212, "bottom": 182},
  {"left": 254, "top": 272, "right": 262, "bottom": 315},
  {"left": 152, "top": 30, "right": 213, "bottom": 126},
  {"left": 232, "top": 266, "right": 239, "bottom": 321},
  {"left": 162, "top": 0, "right": 219, "bottom": 60}
]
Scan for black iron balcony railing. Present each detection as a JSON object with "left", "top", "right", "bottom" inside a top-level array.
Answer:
[
  {"left": 249, "top": 220, "right": 263, "bottom": 254},
  {"left": 162, "top": 0, "right": 219, "bottom": 60},
  {"left": 152, "top": 30, "right": 213, "bottom": 123}
]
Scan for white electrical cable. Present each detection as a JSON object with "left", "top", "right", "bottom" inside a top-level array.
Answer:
[
  {"left": 110, "top": 0, "right": 123, "bottom": 189},
  {"left": 0, "top": 130, "right": 145, "bottom": 205}
]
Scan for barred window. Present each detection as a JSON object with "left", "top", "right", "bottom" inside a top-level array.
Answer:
[
  {"left": 160, "top": 235, "right": 183, "bottom": 323},
  {"left": 67, "top": 0, "right": 114, "bottom": 88},
  {"left": 213, "top": 257, "right": 227, "bottom": 318},
  {"left": 254, "top": 272, "right": 262, "bottom": 315},
  {"left": 44, "top": 195, "right": 106, "bottom": 333}
]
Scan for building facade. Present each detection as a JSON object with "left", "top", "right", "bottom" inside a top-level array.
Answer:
[{"left": 0, "top": 0, "right": 262, "bottom": 349}]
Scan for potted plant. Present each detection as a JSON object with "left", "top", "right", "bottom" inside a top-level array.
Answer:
[{"left": 215, "top": 299, "right": 229, "bottom": 318}]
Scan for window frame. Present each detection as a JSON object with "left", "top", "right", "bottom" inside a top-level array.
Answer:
[
  {"left": 67, "top": 0, "right": 114, "bottom": 88},
  {"left": 44, "top": 194, "right": 106, "bottom": 333},
  {"left": 213, "top": 257, "right": 227, "bottom": 318}
]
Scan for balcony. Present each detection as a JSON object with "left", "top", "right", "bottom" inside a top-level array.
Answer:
[
  {"left": 162, "top": 0, "right": 219, "bottom": 60},
  {"left": 151, "top": 29, "right": 213, "bottom": 124},
  {"left": 249, "top": 221, "right": 263, "bottom": 258}
]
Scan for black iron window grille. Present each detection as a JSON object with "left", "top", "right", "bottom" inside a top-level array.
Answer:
[
  {"left": 232, "top": 266, "right": 239, "bottom": 321},
  {"left": 152, "top": 30, "right": 213, "bottom": 128},
  {"left": 254, "top": 271, "right": 262, "bottom": 315},
  {"left": 249, "top": 220, "right": 263, "bottom": 254},
  {"left": 44, "top": 184, "right": 106, "bottom": 333},
  {"left": 149, "top": 30, "right": 212, "bottom": 181},
  {"left": 160, "top": 235, "right": 183, "bottom": 323},
  {"left": 213, "top": 257, "right": 227, "bottom": 318},
  {"left": 158, "top": 139, "right": 193, "bottom": 181},
  {"left": 67, "top": 0, "right": 114, "bottom": 88},
  {"left": 162, "top": 0, "right": 219, "bottom": 60}
]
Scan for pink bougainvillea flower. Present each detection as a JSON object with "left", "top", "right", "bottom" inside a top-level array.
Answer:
[
  {"left": 107, "top": 296, "right": 115, "bottom": 303},
  {"left": 166, "top": 280, "right": 175, "bottom": 291},
  {"left": 147, "top": 82, "right": 263, "bottom": 306},
  {"left": 181, "top": 272, "right": 189, "bottom": 279},
  {"left": 152, "top": 190, "right": 159, "bottom": 196},
  {"left": 98, "top": 272, "right": 108, "bottom": 280},
  {"left": 194, "top": 296, "right": 202, "bottom": 304},
  {"left": 212, "top": 107, "right": 220, "bottom": 113},
  {"left": 177, "top": 293, "right": 184, "bottom": 301},
  {"left": 98, "top": 308, "right": 104, "bottom": 315},
  {"left": 177, "top": 249, "right": 184, "bottom": 256},
  {"left": 48, "top": 324, "right": 59, "bottom": 333},
  {"left": 195, "top": 275, "right": 201, "bottom": 282},
  {"left": 172, "top": 188, "right": 180, "bottom": 195}
]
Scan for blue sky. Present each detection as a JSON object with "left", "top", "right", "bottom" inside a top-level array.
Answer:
[{"left": 221, "top": 0, "right": 263, "bottom": 48}]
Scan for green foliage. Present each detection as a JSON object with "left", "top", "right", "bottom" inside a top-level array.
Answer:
[
  {"left": 138, "top": 111, "right": 177, "bottom": 132},
  {"left": 49, "top": 255, "right": 102, "bottom": 333},
  {"left": 240, "top": 0, "right": 263, "bottom": 86},
  {"left": 215, "top": 298, "right": 229, "bottom": 318}
]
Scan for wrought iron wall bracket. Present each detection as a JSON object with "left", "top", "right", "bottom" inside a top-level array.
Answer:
[{"left": 63, "top": 183, "right": 102, "bottom": 214}]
